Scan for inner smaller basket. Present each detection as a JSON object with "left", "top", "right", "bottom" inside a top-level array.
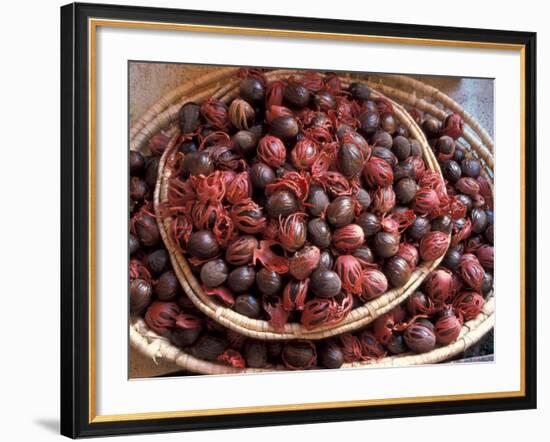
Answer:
[{"left": 154, "top": 71, "right": 449, "bottom": 340}]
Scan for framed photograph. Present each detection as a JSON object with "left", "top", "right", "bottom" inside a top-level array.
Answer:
[{"left": 60, "top": 2, "right": 537, "bottom": 438}]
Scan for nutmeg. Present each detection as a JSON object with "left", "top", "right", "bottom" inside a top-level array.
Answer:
[
  {"left": 307, "top": 218, "right": 332, "bottom": 249},
  {"left": 310, "top": 269, "right": 342, "bottom": 298},
  {"left": 384, "top": 256, "right": 412, "bottom": 288},
  {"left": 326, "top": 196, "right": 355, "bottom": 227},
  {"left": 392, "top": 136, "right": 411, "bottom": 161},
  {"left": 200, "top": 259, "right": 228, "bottom": 287},
  {"left": 243, "top": 340, "right": 268, "bottom": 368},
  {"left": 395, "top": 177, "right": 417, "bottom": 204},
  {"left": 306, "top": 186, "right": 330, "bottom": 217},
  {"left": 319, "top": 341, "right": 344, "bottom": 369},
  {"left": 266, "top": 190, "right": 300, "bottom": 218},
  {"left": 289, "top": 246, "right": 320, "bottom": 280},
  {"left": 154, "top": 270, "right": 179, "bottom": 301},
  {"left": 227, "top": 266, "right": 256, "bottom": 293},
  {"left": 282, "top": 340, "right": 317, "bottom": 370},
  {"left": 256, "top": 268, "right": 284, "bottom": 296},
  {"left": 337, "top": 143, "right": 364, "bottom": 177},
  {"left": 188, "top": 230, "right": 220, "bottom": 259},
  {"left": 234, "top": 294, "right": 261, "bottom": 318},
  {"left": 373, "top": 231, "right": 399, "bottom": 258},
  {"left": 130, "top": 279, "right": 152, "bottom": 315}
]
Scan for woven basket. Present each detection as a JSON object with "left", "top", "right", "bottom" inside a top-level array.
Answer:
[
  {"left": 130, "top": 69, "right": 494, "bottom": 374},
  {"left": 151, "top": 70, "right": 448, "bottom": 341}
]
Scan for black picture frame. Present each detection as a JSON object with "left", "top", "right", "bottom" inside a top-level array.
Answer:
[{"left": 61, "top": 2, "right": 537, "bottom": 438}]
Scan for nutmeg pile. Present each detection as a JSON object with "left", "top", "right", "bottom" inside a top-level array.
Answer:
[
  {"left": 129, "top": 69, "right": 493, "bottom": 372},
  {"left": 156, "top": 70, "right": 459, "bottom": 332}
]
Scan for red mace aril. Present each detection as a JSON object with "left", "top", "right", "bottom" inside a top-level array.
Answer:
[
  {"left": 175, "top": 312, "right": 203, "bottom": 330},
  {"left": 456, "top": 177, "right": 481, "bottom": 196},
  {"left": 451, "top": 217, "right": 472, "bottom": 247},
  {"left": 226, "top": 328, "right": 247, "bottom": 350},
  {"left": 453, "top": 291, "right": 485, "bottom": 321},
  {"left": 220, "top": 170, "right": 236, "bottom": 187},
  {"left": 253, "top": 240, "right": 289, "bottom": 274},
  {"left": 212, "top": 210, "right": 237, "bottom": 248},
  {"left": 419, "top": 231, "right": 449, "bottom": 261},
  {"left": 265, "top": 104, "right": 293, "bottom": 124},
  {"left": 404, "top": 321, "right": 436, "bottom": 354},
  {"left": 283, "top": 279, "right": 309, "bottom": 311},
  {"left": 325, "top": 74, "right": 343, "bottom": 94},
  {"left": 435, "top": 308, "right": 463, "bottom": 345},
  {"left": 262, "top": 294, "right": 289, "bottom": 330},
  {"left": 167, "top": 176, "right": 196, "bottom": 206},
  {"left": 130, "top": 258, "right": 152, "bottom": 281},
  {"left": 282, "top": 340, "right": 317, "bottom": 370},
  {"left": 225, "top": 235, "right": 258, "bottom": 265},
  {"left": 477, "top": 176, "right": 494, "bottom": 209},
  {"left": 301, "top": 298, "right": 336, "bottom": 329},
  {"left": 170, "top": 214, "right": 193, "bottom": 253},
  {"left": 424, "top": 268, "right": 454, "bottom": 304},
  {"left": 334, "top": 255, "right": 363, "bottom": 295},
  {"left": 203, "top": 285, "right": 235, "bottom": 307},
  {"left": 144, "top": 301, "right": 181, "bottom": 336},
  {"left": 278, "top": 213, "right": 307, "bottom": 252},
  {"left": 459, "top": 253, "right": 485, "bottom": 291},
  {"left": 217, "top": 349, "right": 246, "bottom": 368},
  {"left": 200, "top": 98, "right": 229, "bottom": 131},
  {"left": 419, "top": 170, "right": 446, "bottom": 199},
  {"left": 363, "top": 156, "right": 394, "bottom": 187},
  {"left": 372, "top": 312, "right": 398, "bottom": 345},
  {"left": 406, "top": 291, "right": 436, "bottom": 316},
  {"left": 476, "top": 244, "right": 494, "bottom": 269},
  {"left": 413, "top": 187, "right": 440, "bottom": 215},
  {"left": 332, "top": 224, "right": 365, "bottom": 253},
  {"left": 190, "top": 201, "right": 221, "bottom": 230},
  {"left": 263, "top": 218, "right": 280, "bottom": 240},
  {"left": 451, "top": 272, "right": 463, "bottom": 297},
  {"left": 372, "top": 186, "right": 396, "bottom": 214},
  {"left": 301, "top": 293, "right": 350, "bottom": 328},
  {"left": 381, "top": 209, "right": 416, "bottom": 234},
  {"left": 190, "top": 172, "right": 227, "bottom": 205},
  {"left": 339, "top": 334, "right": 364, "bottom": 363},
  {"left": 397, "top": 243, "right": 419, "bottom": 270},
  {"left": 404, "top": 156, "right": 426, "bottom": 180},
  {"left": 338, "top": 129, "right": 371, "bottom": 160},
  {"left": 257, "top": 135, "right": 287, "bottom": 168},
  {"left": 289, "top": 245, "right": 320, "bottom": 280},
  {"left": 315, "top": 170, "right": 352, "bottom": 197},
  {"left": 291, "top": 138, "right": 318, "bottom": 170},
  {"left": 225, "top": 171, "right": 251, "bottom": 204},
  {"left": 266, "top": 170, "right": 310, "bottom": 203},
  {"left": 306, "top": 126, "right": 334, "bottom": 145},
  {"left": 302, "top": 71, "right": 325, "bottom": 92},
  {"left": 360, "top": 269, "right": 388, "bottom": 301},
  {"left": 359, "top": 331, "right": 386, "bottom": 359},
  {"left": 148, "top": 131, "right": 171, "bottom": 156},
  {"left": 230, "top": 198, "right": 267, "bottom": 234},
  {"left": 265, "top": 81, "right": 286, "bottom": 108},
  {"left": 439, "top": 113, "right": 464, "bottom": 140},
  {"left": 228, "top": 98, "right": 255, "bottom": 130}
]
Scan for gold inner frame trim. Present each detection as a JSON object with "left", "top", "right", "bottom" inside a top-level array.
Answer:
[{"left": 88, "top": 17, "right": 527, "bottom": 424}]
